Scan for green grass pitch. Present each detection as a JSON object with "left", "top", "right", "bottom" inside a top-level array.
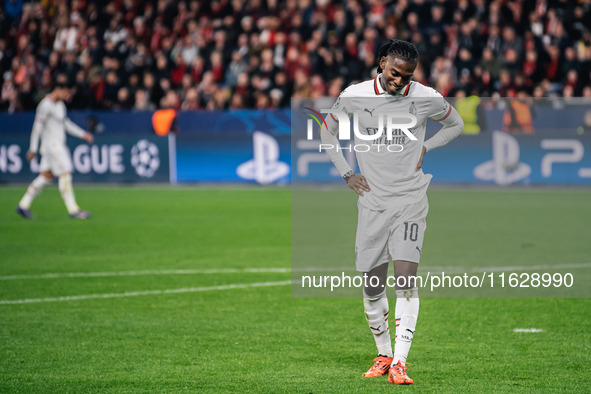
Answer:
[{"left": 0, "top": 185, "right": 589, "bottom": 392}]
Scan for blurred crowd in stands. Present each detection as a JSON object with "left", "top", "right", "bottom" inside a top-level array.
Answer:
[{"left": 1, "top": 0, "right": 590, "bottom": 112}]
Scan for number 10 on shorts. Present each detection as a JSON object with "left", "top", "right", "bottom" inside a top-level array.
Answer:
[{"left": 403, "top": 222, "right": 419, "bottom": 242}]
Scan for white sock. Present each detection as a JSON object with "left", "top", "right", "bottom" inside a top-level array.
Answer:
[
  {"left": 58, "top": 173, "right": 80, "bottom": 214},
  {"left": 393, "top": 287, "right": 419, "bottom": 366},
  {"left": 363, "top": 291, "right": 393, "bottom": 357},
  {"left": 19, "top": 175, "right": 50, "bottom": 209}
]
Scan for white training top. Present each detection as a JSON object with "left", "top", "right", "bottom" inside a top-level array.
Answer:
[
  {"left": 29, "top": 96, "right": 86, "bottom": 154},
  {"left": 321, "top": 75, "right": 463, "bottom": 210}
]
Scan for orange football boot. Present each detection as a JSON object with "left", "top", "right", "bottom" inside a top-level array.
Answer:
[
  {"left": 362, "top": 356, "right": 393, "bottom": 377},
  {"left": 388, "top": 360, "right": 413, "bottom": 384}
]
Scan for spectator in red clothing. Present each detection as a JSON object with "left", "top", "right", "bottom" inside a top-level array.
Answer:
[
  {"left": 284, "top": 47, "right": 300, "bottom": 80},
  {"left": 522, "top": 50, "right": 543, "bottom": 84},
  {"left": 190, "top": 56, "right": 205, "bottom": 84},
  {"left": 209, "top": 51, "right": 225, "bottom": 83},
  {"left": 564, "top": 70, "right": 580, "bottom": 95},
  {"left": 545, "top": 45, "right": 561, "bottom": 82},
  {"left": 496, "top": 69, "right": 516, "bottom": 97},
  {"left": 170, "top": 54, "right": 187, "bottom": 87}
]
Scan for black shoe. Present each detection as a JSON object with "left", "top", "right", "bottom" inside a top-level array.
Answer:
[{"left": 16, "top": 206, "right": 34, "bottom": 219}]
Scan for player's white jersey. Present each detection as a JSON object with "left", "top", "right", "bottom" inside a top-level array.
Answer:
[
  {"left": 326, "top": 76, "right": 452, "bottom": 211},
  {"left": 30, "top": 96, "right": 85, "bottom": 154}
]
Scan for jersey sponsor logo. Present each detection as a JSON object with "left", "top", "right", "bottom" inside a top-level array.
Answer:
[
  {"left": 367, "top": 127, "right": 408, "bottom": 147},
  {"left": 364, "top": 108, "right": 376, "bottom": 116},
  {"left": 236, "top": 131, "right": 290, "bottom": 184}
]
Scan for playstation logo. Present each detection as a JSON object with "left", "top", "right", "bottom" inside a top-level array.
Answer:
[
  {"left": 237, "top": 131, "right": 290, "bottom": 184},
  {"left": 473, "top": 131, "right": 531, "bottom": 185}
]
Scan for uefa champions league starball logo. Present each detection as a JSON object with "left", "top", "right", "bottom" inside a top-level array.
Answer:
[{"left": 131, "top": 140, "right": 160, "bottom": 178}]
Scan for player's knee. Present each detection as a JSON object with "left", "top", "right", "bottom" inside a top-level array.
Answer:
[
  {"left": 41, "top": 171, "right": 53, "bottom": 181},
  {"left": 364, "top": 270, "right": 386, "bottom": 297},
  {"left": 58, "top": 173, "right": 73, "bottom": 192},
  {"left": 393, "top": 262, "right": 419, "bottom": 290},
  {"left": 363, "top": 287, "right": 386, "bottom": 301},
  {"left": 364, "top": 263, "right": 388, "bottom": 297},
  {"left": 364, "top": 283, "right": 385, "bottom": 298},
  {"left": 395, "top": 275, "right": 417, "bottom": 290}
]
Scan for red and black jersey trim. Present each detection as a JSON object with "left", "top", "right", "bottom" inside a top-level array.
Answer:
[
  {"left": 432, "top": 104, "right": 452, "bottom": 122},
  {"left": 403, "top": 83, "right": 410, "bottom": 96}
]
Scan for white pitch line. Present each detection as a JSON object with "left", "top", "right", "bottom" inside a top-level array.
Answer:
[
  {"left": 513, "top": 328, "right": 544, "bottom": 333},
  {"left": 2, "top": 262, "right": 590, "bottom": 281},
  {"left": 0, "top": 280, "right": 291, "bottom": 305},
  {"left": 0, "top": 267, "right": 290, "bottom": 280}
]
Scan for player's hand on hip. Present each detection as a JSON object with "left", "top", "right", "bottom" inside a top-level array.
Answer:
[
  {"left": 346, "top": 174, "right": 371, "bottom": 196},
  {"left": 83, "top": 132, "right": 94, "bottom": 144},
  {"left": 26, "top": 150, "right": 36, "bottom": 162},
  {"left": 416, "top": 146, "right": 427, "bottom": 171}
]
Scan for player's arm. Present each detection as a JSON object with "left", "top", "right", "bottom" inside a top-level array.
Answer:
[
  {"left": 320, "top": 97, "right": 370, "bottom": 196},
  {"left": 65, "top": 117, "right": 94, "bottom": 143},
  {"left": 27, "top": 121, "right": 43, "bottom": 162},
  {"left": 27, "top": 104, "right": 48, "bottom": 161},
  {"left": 418, "top": 102, "right": 464, "bottom": 170}
]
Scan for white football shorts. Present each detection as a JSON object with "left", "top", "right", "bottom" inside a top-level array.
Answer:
[
  {"left": 355, "top": 196, "right": 429, "bottom": 272},
  {"left": 39, "top": 145, "right": 73, "bottom": 176}
]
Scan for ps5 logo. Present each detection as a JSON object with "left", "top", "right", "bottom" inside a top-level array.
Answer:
[
  {"left": 473, "top": 131, "right": 531, "bottom": 185},
  {"left": 237, "top": 131, "right": 290, "bottom": 184}
]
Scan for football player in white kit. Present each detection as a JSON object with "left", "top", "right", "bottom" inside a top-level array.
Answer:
[
  {"left": 16, "top": 83, "right": 94, "bottom": 219},
  {"left": 321, "top": 40, "right": 464, "bottom": 385}
]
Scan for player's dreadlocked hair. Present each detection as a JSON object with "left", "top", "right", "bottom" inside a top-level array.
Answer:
[{"left": 376, "top": 39, "right": 419, "bottom": 73}]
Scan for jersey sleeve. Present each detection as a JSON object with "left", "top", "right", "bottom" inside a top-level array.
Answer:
[
  {"left": 29, "top": 101, "right": 49, "bottom": 153},
  {"left": 34, "top": 100, "right": 49, "bottom": 125},
  {"left": 323, "top": 91, "right": 351, "bottom": 136},
  {"left": 423, "top": 105, "right": 464, "bottom": 152},
  {"left": 425, "top": 89, "right": 452, "bottom": 122},
  {"left": 320, "top": 91, "right": 354, "bottom": 178},
  {"left": 64, "top": 117, "right": 87, "bottom": 138}
]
